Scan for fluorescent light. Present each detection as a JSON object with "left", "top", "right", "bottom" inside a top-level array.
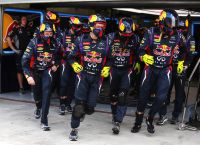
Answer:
[
  {"left": 114, "top": 8, "right": 200, "bottom": 17},
  {"left": 113, "top": 8, "right": 159, "bottom": 15}
]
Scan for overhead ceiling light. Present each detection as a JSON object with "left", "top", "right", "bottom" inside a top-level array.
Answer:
[
  {"left": 113, "top": 8, "right": 159, "bottom": 15},
  {"left": 113, "top": 8, "right": 200, "bottom": 17}
]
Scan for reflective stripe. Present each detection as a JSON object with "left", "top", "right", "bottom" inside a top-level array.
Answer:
[
  {"left": 109, "top": 71, "right": 112, "bottom": 84},
  {"left": 98, "top": 82, "right": 102, "bottom": 94},
  {"left": 61, "top": 64, "right": 65, "bottom": 76},
  {"left": 128, "top": 70, "right": 133, "bottom": 85},
  {"left": 76, "top": 74, "right": 81, "bottom": 89},
  {"left": 167, "top": 70, "right": 171, "bottom": 85},
  {"left": 141, "top": 70, "right": 147, "bottom": 86},
  {"left": 48, "top": 69, "right": 52, "bottom": 82}
]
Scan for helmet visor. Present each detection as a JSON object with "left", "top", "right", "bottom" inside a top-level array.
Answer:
[
  {"left": 94, "top": 21, "right": 106, "bottom": 30},
  {"left": 44, "top": 31, "right": 53, "bottom": 37},
  {"left": 164, "top": 14, "right": 176, "bottom": 28},
  {"left": 72, "top": 24, "right": 82, "bottom": 30}
]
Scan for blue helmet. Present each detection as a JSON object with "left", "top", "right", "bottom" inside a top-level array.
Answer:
[
  {"left": 119, "top": 17, "right": 135, "bottom": 36},
  {"left": 159, "top": 9, "right": 179, "bottom": 34}
]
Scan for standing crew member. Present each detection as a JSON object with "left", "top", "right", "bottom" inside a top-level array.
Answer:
[
  {"left": 59, "top": 17, "right": 83, "bottom": 115},
  {"left": 107, "top": 17, "right": 140, "bottom": 134},
  {"left": 7, "top": 16, "right": 32, "bottom": 94},
  {"left": 131, "top": 9, "right": 186, "bottom": 134},
  {"left": 157, "top": 19, "right": 196, "bottom": 125},
  {"left": 68, "top": 14, "right": 110, "bottom": 141},
  {"left": 22, "top": 22, "right": 61, "bottom": 131}
]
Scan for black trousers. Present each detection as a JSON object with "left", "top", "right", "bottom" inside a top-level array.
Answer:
[
  {"left": 159, "top": 64, "right": 186, "bottom": 118},
  {"left": 32, "top": 69, "right": 54, "bottom": 124},
  {"left": 137, "top": 66, "right": 172, "bottom": 118}
]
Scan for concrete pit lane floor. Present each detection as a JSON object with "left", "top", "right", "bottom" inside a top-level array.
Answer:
[{"left": 0, "top": 91, "right": 199, "bottom": 145}]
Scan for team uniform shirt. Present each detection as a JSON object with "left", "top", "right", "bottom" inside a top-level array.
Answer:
[
  {"left": 107, "top": 32, "right": 140, "bottom": 69},
  {"left": 8, "top": 25, "right": 32, "bottom": 51},
  {"left": 139, "top": 27, "right": 187, "bottom": 68},
  {"left": 68, "top": 33, "right": 110, "bottom": 75},
  {"left": 22, "top": 36, "right": 61, "bottom": 77}
]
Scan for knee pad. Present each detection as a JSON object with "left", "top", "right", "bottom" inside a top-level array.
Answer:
[
  {"left": 72, "top": 100, "right": 85, "bottom": 119},
  {"left": 85, "top": 106, "right": 95, "bottom": 115},
  {"left": 118, "top": 90, "right": 128, "bottom": 106}
]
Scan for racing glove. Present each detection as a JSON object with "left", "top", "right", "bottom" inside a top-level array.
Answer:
[
  {"left": 133, "top": 62, "right": 141, "bottom": 74},
  {"left": 72, "top": 62, "right": 83, "bottom": 73},
  {"left": 177, "top": 61, "right": 184, "bottom": 74},
  {"left": 101, "top": 66, "right": 110, "bottom": 78},
  {"left": 142, "top": 54, "right": 154, "bottom": 66}
]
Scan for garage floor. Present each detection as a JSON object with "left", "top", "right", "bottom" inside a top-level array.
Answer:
[{"left": 0, "top": 89, "right": 199, "bottom": 145}]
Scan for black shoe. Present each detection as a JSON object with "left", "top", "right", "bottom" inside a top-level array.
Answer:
[
  {"left": 34, "top": 109, "right": 41, "bottom": 119},
  {"left": 66, "top": 105, "right": 73, "bottom": 113},
  {"left": 131, "top": 112, "right": 143, "bottom": 133},
  {"left": 156, "top": 115, "right": 168, "bottom": 126},
  {"left": 112, "top": 122, "right": 120, "bottom": 134},
  {"left": 131, "top": 124, "right": 141, "bottom": 133},
  {"left": 170, "top": 116, "right": 179, "bottom": 124},
  {"left": 69, "top": 129, "right": 78, "bottom": 141},
  {"left": 41, "top": 123, "right": 50, "bottom": 131},
  {"left": 59, "top": 105, "right": 65, "bottom": 115},
  {"left": 146, "top": 117, "right": 155, "bottom": 134}
]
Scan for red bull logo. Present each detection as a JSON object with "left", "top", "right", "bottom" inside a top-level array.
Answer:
[
  {"left": 84, "top": 51, "right": 102, "bottom": 63},
  {"left": 37, "top": 52, "right": 52, "bottom": 62},
  {"left": 87, "top": 51, "right": 101, "bottom": 58},
  {"left": 154, "top": 44, "right": 171, "bottom": 56},
  {"left": 112, "top": 48, "right": 130, "bottom": 57},
  {"left": 3, "top": 13, "right": 18, "bottom": 49},
  {"left": 46, "top": 11, "right": 57, "bottom": 20},
  {"left": 70, "top": 16, "right": 81, "bottom": 25}
]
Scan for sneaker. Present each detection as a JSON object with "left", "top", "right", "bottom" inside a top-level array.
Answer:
[
  {"left": 69, "top": 129, "right": 78, "bottom": 141},
  {"left": 66, "top": 105, "right": 73, "bottom": 113},
  {"left": 170, "top": 116, "right": 179, "bottom": 124},
  {"left": 146, "top": 117, "right": 155, "bottom": 134},
  {"left": 34, "top": 109, "right": 41, "bottom": 119},
  {"left": 131, "top": 124, "right": 141, "bottom": 133},
  {"left": 41, "top": 123, "right": 50, "bottom": 131},
  {"left": 59, "top": 105, "right": 65, "bottom": 115},
  {"left": 112, "top": 122, "right": 120, "bottom": 134},
  {"left": 19, "top": 88, "right": 25, "bottom": 95},
  {"left": 156, "top": 115, "right": 168, "bottom": 126},
  {"left": 131, "top": 112, "right": 143, "bottom": 133}
]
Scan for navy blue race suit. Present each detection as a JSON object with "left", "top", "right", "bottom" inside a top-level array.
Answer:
[
  {"left": 34, "top": 26, "right": 63, "bottom": 97},
  {"left": 59, "top": 30, "right": 80, "bottom": 106},
  {"left": 21, "top": 36, "right": 61, "bottom": 124},
  {"left": 68, "top": 33, "right": 110, "bottom": 129},
  {"left": 107, "top": 32, "right": 140, "bottom": 123},
  {"left": 159, "top": 33, "right": 195, "bottom": 118},
  {"left": 135, "top": 27, "right": 186, "bottom": 123},
  {"left": 8, "top": 25, "right": 32, "bottom": 73}
]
